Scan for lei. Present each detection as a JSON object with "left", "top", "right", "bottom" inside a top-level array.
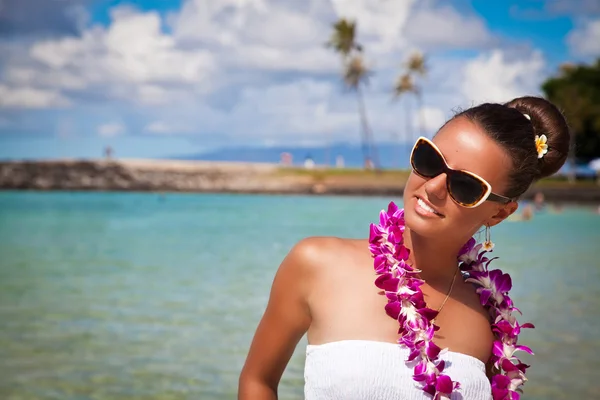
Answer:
[{"left": 368, "top": 202, "right": 534, "bottom": 400}]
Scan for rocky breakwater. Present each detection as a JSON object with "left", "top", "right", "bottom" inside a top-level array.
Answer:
[
  {"left": 2, "top": 160, "right": 598, "bottom": 201},
  {"left": 0, "top": 159, "right": 316, "bottom": 193}
]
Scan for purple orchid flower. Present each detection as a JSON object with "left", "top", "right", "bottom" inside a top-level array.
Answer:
[
  {"left": 375, "top": 273, "right": 400, "bottom": 292},
  {"left": 466, "top": 269, "right": 512, "bottom": 306},
  {"left": 434, "top": 374, "right": 460, "bottom": 399},
  {"left": 491, "top": 340, "right": 534, "bottom": 371},
  {"left": 493, "top": 319, "right": 535, "bottom": 339},
  {"left": 490, "top": 359, "right": 530, "bottom": 400},
  {"left": 491, "top": 374, "right": 520, "bottom": 400},
  {"left": 458, "top": 237, "right": 476, "bottom": 258}
]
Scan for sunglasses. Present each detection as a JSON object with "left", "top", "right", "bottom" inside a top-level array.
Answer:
[{"left": 410, "top": 137, "right": 512, "bottom": 208}]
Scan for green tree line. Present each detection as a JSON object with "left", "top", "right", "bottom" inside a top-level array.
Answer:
[{"left": 542, "top": 59, "right": 600, "bottom": 163}]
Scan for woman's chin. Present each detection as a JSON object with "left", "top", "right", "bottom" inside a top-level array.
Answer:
[{"left": 404, "top": 199, "right": 440, "bottom": 235}]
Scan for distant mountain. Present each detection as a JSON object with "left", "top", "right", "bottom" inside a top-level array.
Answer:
[{"left": 170, "top": 142, "right": 414, "bottom": 169}]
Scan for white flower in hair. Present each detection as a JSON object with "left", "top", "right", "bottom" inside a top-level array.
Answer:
[{"left": 535, "top": 134, "right": 548, "bottom": 159}]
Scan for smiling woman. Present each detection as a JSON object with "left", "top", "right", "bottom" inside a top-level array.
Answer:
[{"left": 238, "top": 96, "right": 571, "bottom": 400}]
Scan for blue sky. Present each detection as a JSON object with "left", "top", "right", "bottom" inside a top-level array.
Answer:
[{"left": 0, "top": 0, "right": 599, "bottom": 160}]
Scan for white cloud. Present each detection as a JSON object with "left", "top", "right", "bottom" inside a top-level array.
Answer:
[
  {"left": 145, "top": 121, "right": 174, "bottom": 135},
  {"left": 218, "top": 79, "right": 358, "bottom": 139},
  {"left": 171, "top": 0, "right": 490, "bottom": 73},
  {"left": 172, "top": 0, "right": 269, "bottom": 45},
  {"left": 97, "top": 122, "right": 125, "bottom": 138},
  {"left": 420, "top": 106, "right": 447, "bottom": 132},
  {"left": 404, "top": 5, "right": 494, "bottom": 49},
  {"left": 0, "top": 84, "right": 70, "bottom": 108},
  {"left": 173, "top": 0, "right": 337, "bottom": 72},
  {"left": 6, "top": 66, "right": 88, "bottom": 90},
  {"left": 329, "top": 0, "right": 415, "bottom": 54},
  {"left": 460, "top": 49, "right": 545, "bottom": 104},
  {"left": 138, "top": 78, "right": 381, "bottom": 146},
  {"left": 567, "top": 18, "right": 600, "bottom": 57},
  {"left": 23, "top": 7, "right": 215, "bottom": 105},
  {"left": 144, "top": 120, "right": 198, "bottom": 135}
]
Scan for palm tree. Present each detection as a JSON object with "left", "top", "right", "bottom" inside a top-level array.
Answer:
[
  {"left": 326, "top": 18, "right": 363, "bottom": 59},
  {"left": 393, "top": 73, "right": 416, "bottom": 165},
  {"left": 407, "top": 51, "right": 426, "bottom": 75},
  {"left": 406, "top": 52, "right": 427, "bottom": 137},
  {"left": 343, "top": 54, "right": 379, "bottom": 168},
  {"left": 327, "top": 18, "right": 377, "bottom": 169},
  {"left": 392, "top": 51, "right": 428, "bottom": 167}
]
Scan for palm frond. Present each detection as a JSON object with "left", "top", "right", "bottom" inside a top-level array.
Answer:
[
  {"left": 406, "top": 51, "right": 427, "bottom": 76},
  {"left": 393, "top": 73, "right": 416, "bottom": 97},
  {"left": 344, "top": 54, "right": 370, "bottom": 89},
  {"left": 326, "top": 18, "right": 362, "bottom": 57}
]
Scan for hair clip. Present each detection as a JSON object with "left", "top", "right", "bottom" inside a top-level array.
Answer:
[
  {"left": 535, "top": 134, "right": 548, "bottom": 159},
  {"left": 523, "top": 113, "right": 531, "bottom": 120}
]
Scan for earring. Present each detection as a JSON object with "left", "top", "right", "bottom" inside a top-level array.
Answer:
[{"left": 483, "top": 225, "right": 495, "bottom": 251}]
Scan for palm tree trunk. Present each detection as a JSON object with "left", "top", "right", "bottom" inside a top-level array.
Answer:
[
  {"left": 405, "top": 96, "right": 412, "bottom": 167},
  {"left": 355, "top": 94, "right": 370, "bottom": 168},
  {"left": 325, "top": 125, "right": 332, "bottom": 167},
  {"left": 356, "top": 85, "right": 379, "bottom": 169},
  {"left": 391, "top": 129, "right": 399, "bottom": 169},
  {"left": 390, "top": 106, "right": 400, "bottom": 169}
]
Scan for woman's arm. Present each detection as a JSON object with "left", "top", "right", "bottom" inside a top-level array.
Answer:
[{"left": 238, "top": 238, "right": 318, "bottom": 399}]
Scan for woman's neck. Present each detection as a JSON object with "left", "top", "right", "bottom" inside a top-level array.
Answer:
[{"left": 403, "top": 227, "right": 463, "bottom": 285}]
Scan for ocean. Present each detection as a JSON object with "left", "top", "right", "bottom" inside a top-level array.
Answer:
[{"left": 0, "top": 192, "right": 598, "bottom": 400}]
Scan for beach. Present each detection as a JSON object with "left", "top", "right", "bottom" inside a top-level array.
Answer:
[{"left": 1, "top": 159, "right": 599, "bottom": 203}]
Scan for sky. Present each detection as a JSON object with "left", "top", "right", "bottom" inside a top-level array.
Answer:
[{"left": 0, "top": 0, "right": 599, "bottom": 160}]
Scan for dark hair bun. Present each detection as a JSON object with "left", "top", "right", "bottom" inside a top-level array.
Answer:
[{"left": 505, "top": 96, "right": 570, "bottom": 179}]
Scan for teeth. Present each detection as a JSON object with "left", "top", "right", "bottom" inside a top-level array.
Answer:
[{"left": 418, "top": 198, "right": 437, "bottom": 214}]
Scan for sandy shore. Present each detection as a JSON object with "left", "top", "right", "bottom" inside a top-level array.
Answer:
[{"left": 1, "top": 159, "right": 599, "bottom": 203}]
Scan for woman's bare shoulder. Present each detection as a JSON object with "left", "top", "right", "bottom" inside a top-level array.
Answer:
[
  {"left": 277, "top": 237, "right": 367, "bottom": 294},
  {"left": 284, "top": 236, "right": 364, "bottom": 270}
]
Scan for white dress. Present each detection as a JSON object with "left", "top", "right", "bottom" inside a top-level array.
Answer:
[{"left": 304, "top": 340, "right": 492, "bottom": 400}]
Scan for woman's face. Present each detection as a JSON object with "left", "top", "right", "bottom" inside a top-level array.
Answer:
[{"left": 403, "top": 116, "right": 517, "bottom": 243}]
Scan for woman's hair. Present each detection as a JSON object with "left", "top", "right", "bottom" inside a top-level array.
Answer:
[{"left": 454, "top": 96, "right": 571, "bottom": 199}]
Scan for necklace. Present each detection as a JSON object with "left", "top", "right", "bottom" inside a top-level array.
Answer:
[
  {"left": 369, "top": 202, "right": 534, "bottom": 400},
  {"left": 433, "top": 267, "right": 458, "bottom": 319}
]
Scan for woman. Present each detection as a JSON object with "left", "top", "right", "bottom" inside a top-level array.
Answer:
[{"left": 238, "top": 96, "right": 570, "bottom": 400}]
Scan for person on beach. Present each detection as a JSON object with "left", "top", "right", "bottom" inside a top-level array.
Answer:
[{"left": 239, "top": 96, "right": 570, "bottom": 400}]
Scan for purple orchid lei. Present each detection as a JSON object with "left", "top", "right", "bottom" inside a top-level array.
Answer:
[{"left": 369, "top": 202, "right": 534, "bottom": 400}]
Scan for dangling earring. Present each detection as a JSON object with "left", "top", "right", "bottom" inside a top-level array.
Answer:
[{"left": 483, "top": 224, "right": 495, "bottom": 251}]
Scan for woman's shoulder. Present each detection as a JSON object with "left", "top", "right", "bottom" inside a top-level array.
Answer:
[
  {"left": 284, "top": 236, "right": 365, "bottom": 272},
  {"left": 290, "top": 236, "right": 361, "bottom": 256},
  {"left": 273, "top": 237, "right": 364, "bottom": 306}
]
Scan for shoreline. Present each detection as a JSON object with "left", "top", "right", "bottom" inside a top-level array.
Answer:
[{"left": 1, "top": 159, "right": 599, "bottom": 204}]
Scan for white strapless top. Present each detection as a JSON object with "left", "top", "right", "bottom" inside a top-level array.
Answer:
[{"left": 304, "top": 340, "right": 492, "bottom": 400}]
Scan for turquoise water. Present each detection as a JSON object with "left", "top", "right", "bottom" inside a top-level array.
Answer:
[{"left": 0, "top": 192, "right": 598, "bottom": 400}]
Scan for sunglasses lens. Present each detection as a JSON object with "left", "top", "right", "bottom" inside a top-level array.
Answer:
[
  {"left": 412, "top": 140, "right": 445, "bottom": 177},
  {"left": 448, "top": 173, "right": 487, "bottom": 206}
]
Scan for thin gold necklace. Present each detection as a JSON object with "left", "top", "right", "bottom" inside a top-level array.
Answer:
[{"left": 433, "top": 267, "right": 458, "bottom": 321}]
